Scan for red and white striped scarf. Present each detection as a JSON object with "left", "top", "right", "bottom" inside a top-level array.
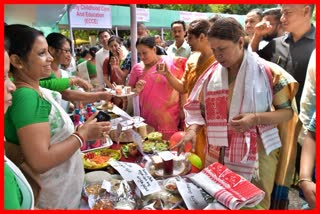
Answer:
[{"left": 184, "top": 51, "right": 281, "bottom": 180}]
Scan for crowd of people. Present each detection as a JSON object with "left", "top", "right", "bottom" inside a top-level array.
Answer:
[{"left": 4, "top": 4, "right": 315, "bottom": 210}]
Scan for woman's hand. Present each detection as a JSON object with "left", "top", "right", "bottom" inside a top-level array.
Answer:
[
  {"left": 71, "top": 76, "right": 93, "bottom": 91},
  {"left": 171, "top": 127, "right": 197, "bottom": 156},
  {"left": 156, "top": 62, "right": 169, "bottom": 77},
  {"left": 97, "top": 91, "right": 112, "bottom": 101},
  {"left": 116, "top": 47, "right": 125, "bottom": 60},
  {"left": 300, "top": 181, "right": 316, "bottom": 209},
  {"left": 110, "top": 56, "right": 120, "bottom": 69},
  {"left": 78, "top": 112, "right": 111, "bottom": 140},
  {"left": 134, "top": 80, "right": 146, "bottom": 94},
  {"left": 230, "top": 113, "right": 257, "bottom": 133}
]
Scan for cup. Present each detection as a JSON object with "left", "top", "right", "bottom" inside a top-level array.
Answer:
[
  {"left": 124, "top": 86, "right": 131, "bottom": 94},
  {"left": 158, "top": 151, "right": 174, "bottom": 176},
  {"left": 157, "top": 63, "right": 165, "bottom": 72},
  {"left": 162, "top": 158, "right": 173, "bottom": 176},
  {"left": 115, "top": 85, "right": 122, "bottom": 95}
]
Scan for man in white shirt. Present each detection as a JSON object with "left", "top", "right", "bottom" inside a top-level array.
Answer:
[
  {"left": 95, "top": 30, "right": 111, "bottom": 88},
  {"left": 166, "top": 20, "right": 191, "bottom": 59}
]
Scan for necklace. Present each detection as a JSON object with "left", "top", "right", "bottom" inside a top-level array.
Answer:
[{"left": 14, "top": 81, "right": 43, "bottom": 98}]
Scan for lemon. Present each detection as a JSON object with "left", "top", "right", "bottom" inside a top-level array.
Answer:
[{"left": 187, "top": 153, "right": 202, "bottom": 169}]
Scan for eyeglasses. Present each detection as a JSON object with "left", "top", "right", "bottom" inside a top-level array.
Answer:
[{"left": 57, "top": 48, "right": 71, "bottom": 54}]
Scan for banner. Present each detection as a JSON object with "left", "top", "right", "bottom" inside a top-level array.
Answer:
[
  {"left": 136, "top": 8, "right": 150, "bottom": 22},
  {"left": 179, "top": 11, "right": 209, "bottom": 23},
  {"left": 69, "top": 4, "right": 112, "bottom": 28}
]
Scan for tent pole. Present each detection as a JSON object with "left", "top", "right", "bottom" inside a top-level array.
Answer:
[
  {"left": 67, "top": 4, "right": 75, "bottom": 56},
  {"left": 130, "top": 4, "right": 137, "bottom": 66},
  {"left": 115, "top": 26, "right": 118, "bottom": 37}
]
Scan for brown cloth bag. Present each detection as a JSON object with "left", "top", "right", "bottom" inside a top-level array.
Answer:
[{"left": 4, "top": 142, "right": 41, "bottom": 205}]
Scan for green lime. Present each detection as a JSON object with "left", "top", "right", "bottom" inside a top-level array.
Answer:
[{"left": 187, "top": 153, "right": 202, "bottom": 169}]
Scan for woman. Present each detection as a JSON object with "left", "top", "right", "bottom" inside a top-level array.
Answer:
[
  {"left": 4, "top": 37, "right": 34, "bottom": 210},
  {"left": 157, "top": 19, "right": 215, "bottom": 165},
  {"left": 4, "top": 24, "right": 111, "bottom": 209},
  {"left": 173, "top": 17, "right": 298, "bottom": 209},
  {"left": 102, "top": 36, "right": 128, "bottom": 88},
  {"left": 103, "top": 36, "right": 129, "bottom": 109},
  {"left": 45, "top": 32, "right": 112, "bottom": 112},
  {"left": 77, "top": 46, "right": 99, "bottom": 88},
  {"left": 76, "top": 47, "right": 90, "bottom": 65},
  {"left": 128, "top": 36, "right": 187, "bottom": 140}
]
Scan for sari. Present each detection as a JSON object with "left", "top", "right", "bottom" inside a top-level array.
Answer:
[
  {"left": 128, "top": 55, "right": 187, "bottom": 140},
  {"left": 183, "top": 52, "right": 216, "bottom": 166}
]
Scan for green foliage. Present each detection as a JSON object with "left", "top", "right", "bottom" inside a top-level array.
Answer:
[
  {"left": 139, "top": 4, "right": 212, "bottom": 12},
  {"left": 209, "top": 4, "right": 278, "bottom": 15}
]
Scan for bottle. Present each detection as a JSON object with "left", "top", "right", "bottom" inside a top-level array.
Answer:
[
  {"left": 73, "top": 109, "right": 84, "bottom": 126},
  {"left": 85, "top": 104, "right": 93, "bottom": 121}
]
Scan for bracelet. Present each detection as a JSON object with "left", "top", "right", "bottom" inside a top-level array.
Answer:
[
  {"left": 70, "top": 77, "right": 78, "bottom": 86},
  {"left": 75, "top": 124, "right": 84, "bottom": 131},
  {"left": 71, "top": 132, "right": 85, "bottom": 147},
  {"left": 298, "top": 178, "right": 313, "bottom": 184}
]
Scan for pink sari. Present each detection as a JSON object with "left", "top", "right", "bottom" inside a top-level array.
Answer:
[{"left": 128, "top": 55, "right": 187, "bottom": 140}]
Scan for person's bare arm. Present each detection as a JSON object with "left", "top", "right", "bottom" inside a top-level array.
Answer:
[
  {"left": 156, "top": 62, "right": 186, "bottom": 93},
  {"left": 17, "top": 114, "right": 111, "bottom": 173},
  {"left": 230, "top": 108, "right": 293, "bottom": 132},
  {"left": 250, "top": 21, "right": 273, "bottom": 52},
  {"left": 299, "top": 130, "right": 316, "bottom": 209},
  {"left": 61, "top": 90, "right": 112, "bottom": 103}
]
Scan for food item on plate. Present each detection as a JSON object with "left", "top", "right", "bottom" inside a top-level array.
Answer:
[
  {"left": 147, "top": 132, "right": 163, "bottom": 141},
  {"left": 121, "top": 143, "right": 139, "bottom": 158},
  {"left": 92, "top": 198, "right": 114, "bottom": 210},
  {"left": 102, "top": 101, "right": 114, "bottom": 111},
  {"left": 142, "top": 141, "right": 155, "bottom": 153},
  {"left": 82, "top": 148, "right": 121, "bottom": 170},
  {"left": 164, "top": 178, "right": 178, "bottom": 193},
  {"left": 151, "top": 155, "right": 163, "bottom": 170},
  {"left": 85, "top": 183, "right": 102, "bottom": 196}
]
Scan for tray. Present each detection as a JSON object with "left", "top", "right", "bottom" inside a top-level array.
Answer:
[
  {"left": 82, "top": 148, "right": 121, "bottom": 170},
  {"left": 81, "top": 137, "right": 113, "bottom": 153},
  {"left": 147, "top": 153, "right": 191, "bottom": 178},
  {"left": 105, "top": 88, "right": 135, "bottom": 97}
]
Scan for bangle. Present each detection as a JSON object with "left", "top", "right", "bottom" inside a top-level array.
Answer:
[
  {"left": 75, "top": 124, "right": 84, "bottom": 131},
  {"left": 298, "top": 178, "right": 313, "bottom": 184},
  {"left": 71, "top": 132, "right": 85, "bottom": 147},
  {"left": 70, "top": 78, "right": 77, "bottom": 86}
]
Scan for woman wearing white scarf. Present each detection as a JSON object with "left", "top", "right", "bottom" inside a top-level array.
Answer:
[{"left": 173, "top": 17, "right": 298, "bottom": 209}]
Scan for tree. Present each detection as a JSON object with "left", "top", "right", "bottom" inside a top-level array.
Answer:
[
  {"left": 210, "top": 4, "right": 278, "bottom": 15},
  {"left": 138, "top": 4, "right": 212, "bottom": 12}
]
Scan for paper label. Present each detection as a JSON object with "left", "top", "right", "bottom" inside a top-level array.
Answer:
[
  {"left": 109, "top": 160, "right": 140, "bottom": 181},
  {"left": 133, "top": 168, "right": 161, "bottom": 196},
  {"left": 176, "top": 178, "right": 208, "bottom": 210},
  {"left": 109, "top": 160, "right": 161, "bottom": 196}
]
